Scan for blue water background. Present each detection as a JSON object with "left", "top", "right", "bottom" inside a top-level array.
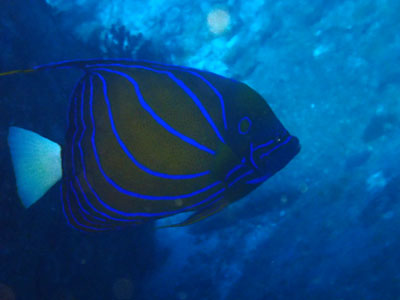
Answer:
[{"left": 0, "top": 0, "right": 400, "bottom": 299}]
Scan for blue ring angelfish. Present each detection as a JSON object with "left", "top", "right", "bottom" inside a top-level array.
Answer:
[{"left": 4, "top": 59, "right": 300, "bottom": 231}]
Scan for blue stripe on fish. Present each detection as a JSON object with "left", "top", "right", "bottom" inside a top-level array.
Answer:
[
  {"left": 250, "top": 143, "right": 259, "bottom": 169},
  {"left": 71, "top": 180, "right": 118, "bottom": 229},
  {"left": 88, "top": 75, "right": 224, "bottom": 203},
  {"left": 91, "top": 65, "right": 226, "bottom": 144},
  {"left": 81, "top": 174, "right": 226, "bottom": 218},
  {"left": 80, "top": 78, "right": 231, "bottom": 218},
  {"left": 246, "top": 173, "right": 271, "bottom": 185},
  {"left": 90, "top": 63, "right": 228, "bottom": 131},
  {"left": 92, "top": 68, "right": 218, "bottom": 154},
  {"left": 259, "top": 136, "right": 293, "bottom": 159},
  {"left": 225, "top": 162, "right": 246, "bottom": 180},
  {"left": 61, "top": 185, "right": 74, "bottom": 229},
  {"left": 164, "top": 67, "right": 228, "bottom": 130},
  {"left": 238, "top": 116, "right": 251, "bottom": 135},
  {"left": 65, "top": 182, "right": 107, "bottom": 231},
  {"left": 254, "top": 139, "right": 274, "bottom": 151},
  {"left": 70, "top": 78, "right": 88, "bottom": 178},
  {"left": 69, "top": 181, "right": 96, "bottom": 225},
  {"left": 70, "top": 79, "right": 111, "bottom": 225},
  {"left": 67, "top": 79, "right": 109, "bottom": 229},
  {"left": 228, "top": 170, "right": 254, "bottom": 188},
  {"left": 75, "top": 76, "right": 134, "bottom": 222},
  {"left": 94, "top": 71, "right": 213, "bottom": 180},
  {"left": 74, "top": 178, "right": 107, "bottom": 223}
]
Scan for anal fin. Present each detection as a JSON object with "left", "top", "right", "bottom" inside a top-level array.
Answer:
[{"left": 158, "top": 199, "right": 228, "bottom": 228}]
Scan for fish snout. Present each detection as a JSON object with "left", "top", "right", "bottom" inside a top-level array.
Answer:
[{"left": 255, "top": 135, "right": 300, "bottom": 175}]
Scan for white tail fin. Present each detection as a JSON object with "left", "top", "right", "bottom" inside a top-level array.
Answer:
[{"left": 8, "top": 127, "right": 62, "bottom": 208}]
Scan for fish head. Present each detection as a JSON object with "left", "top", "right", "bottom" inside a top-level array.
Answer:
[{"left": 224, "top": 82, "right": 300, "bottom": 186}]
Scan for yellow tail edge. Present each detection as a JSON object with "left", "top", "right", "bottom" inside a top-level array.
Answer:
[{"left": 0, "top": 69, "right": 35, "bottom": 77}]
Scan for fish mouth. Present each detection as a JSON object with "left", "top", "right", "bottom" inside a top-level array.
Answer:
[
  {"left": 247, "top": 135, "right": 300, "bottom": 184},
  {"left": 223, "top": 135, "right": 300, "bottom": 187},
  {"left": 260, "top": 136, "right": 299, "bottom": 157},
  {"left": 256, "top": 135, "right": 300, "bottom": 174}
]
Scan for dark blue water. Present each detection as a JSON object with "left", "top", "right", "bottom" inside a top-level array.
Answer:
[{"left": 1, "top": 0, "right": 400, "bottom": 299}]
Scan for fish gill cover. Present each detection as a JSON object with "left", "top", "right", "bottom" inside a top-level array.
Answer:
[{"left": 0, "top": 0, "right": 400, "bottom": 299}]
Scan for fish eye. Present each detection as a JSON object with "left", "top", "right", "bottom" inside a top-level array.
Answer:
[{"left": 238, "top": 117, "right": 252, "bottom": 135}]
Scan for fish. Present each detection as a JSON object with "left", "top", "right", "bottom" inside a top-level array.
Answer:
[{"left": 1, "top": 59, "right": 300, "bottom": 231}]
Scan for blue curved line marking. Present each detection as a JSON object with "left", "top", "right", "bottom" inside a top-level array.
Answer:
[
  {"left": 36, "top": 59, "right": 228, "bottom": 131},
  {"left": 260, "top": 136, "right": 293, "bottom": 159},
  {"left": 71, "top": 180, "right": 123, "bottom": 229},
  {"left": 30, "top": 59, "right": 236, "bottom": 221},
  {"left": 199, "top": 195, "right": 224, "bottom": 213},
  {"left": 225, "top": 162, "right": 245, "bottom": 180},
  {"left": 70, "top": 79, "right": 109, "bottom": 224},
  {"left": 34, "top": 59, "right": 228, "bottom": 131},
  {"left": 77, "top": 164, "right": 259, "bottom": 219},
  {"left": 91, "top": 65, "right": 226, "bottom": 144},
  {"left": 70, "top": 95, "right": 79, "bottom": 175},
  {"left": 61, "top": 185, "right": 74, "bottom": 229},
  {"left": 34, "top": 58, "right": 195, "bottom": 75},
  {"left": 254, "top": 139, "right": 274, "bottom": 151},
  {"left": 238, "top": 116, "right": 251, "bottom": 135},
  {"left": 93, "top": 67, "right": 218, "bottom": 153},
  {"left": 228, "top": 170, "right": 254, "bottom": 188},
  {"left": 60, "top": 182, "right": 104, "bottom": 231},
  {"left": 74, "top": 178, "right": 107, "bottom": 223},
  {"left": 250, "top": 143, "right": 259, "bottom": 169},
  {"left": 65, "top": 182, "right": 105, "bottom": 231},
  {"left": 35, "top": 58, "right": 237, "bottom": 82},
  {"left": 70, "top": 181, "right": 98, "bottom": 225},
  {"left": 178, "top": 194, "right": 225, "bottom": 225},
  {"left": 84, "top": 76, "right": 228, "bottom": 217},
  {"left": 76, "top": 77, "right": 135, "bottom": 222},
  {"left": 69, "top": 76, "right": 87, "bottom": 175},
  {"left": 177, "top": 69, "right": 227, "bottom": 130},
  {"left": 65, "top": 76, "right": 85, "bottom": 135},
  {"left": 69, "top": 80, "right": 109, "bottom": 227},
  {"left": 70, "top": 79, "right": 88, "bottom": 177},
  {"left": 94, "top": 72, "right": 212, "bottom": 180},
  {"left": 33, "top": 58, "right": 154, "bottom": 70},
  {"left": 154, "top": 65, "right": 228, "bottom": 130},
  {"left": 89, "top": 75, "right": 223, "bottom": 202},
  {"left": 246, "top": 173, "right": 271, "bottom": 184}
]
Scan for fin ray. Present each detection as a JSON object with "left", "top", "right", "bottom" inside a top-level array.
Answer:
[
  {"left": 158, "top": 199, "right": 228, "bottom": 228},
  {"left": 8, "top": 127, "right": 62, "bottom": 207}
]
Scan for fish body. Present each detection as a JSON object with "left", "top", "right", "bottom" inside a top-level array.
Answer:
[{"left": 5, "top": 59, "right": 300, "bottom": 231}]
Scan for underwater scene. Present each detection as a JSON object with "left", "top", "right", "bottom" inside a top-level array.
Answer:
[{"left": 1, "top": 0, "right": 400, "bottom": 299}]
